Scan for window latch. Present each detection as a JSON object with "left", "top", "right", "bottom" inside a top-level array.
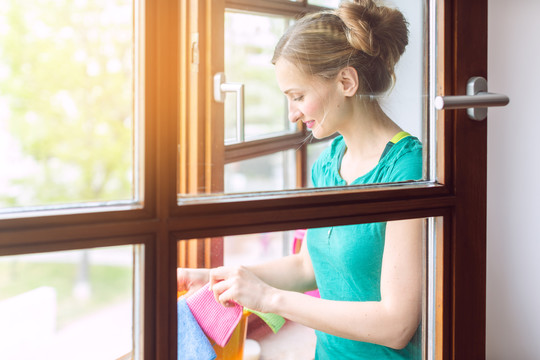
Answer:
[
  {"left": 434, "top": 76, "right": 509, "bottom": 120},
  {"left": 214, "top": 72, "right": 245, "bottom": 143}
]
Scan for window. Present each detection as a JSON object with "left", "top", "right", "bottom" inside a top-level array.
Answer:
[
  {"left": 178, "top": 219, "right": 429, "bottom": 359},
  {"left": 177, "top": 0, "right": 489, "bottom": 359},
  {"left": 0, "top": 0, "right": 149, "bottom": 358},
  {"left": 0, "top": 246, "right": 138, "bottom": 359},
  {"left": 0, "top": 0, "right": 141, "bottom": 211},
  {"left": 180, "top": 0, "right": 426, "bottom": 198},
  {"left": 0, "top": 0, "right": 489, "bottom": 359}
]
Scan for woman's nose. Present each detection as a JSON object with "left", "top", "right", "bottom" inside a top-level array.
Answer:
[{"left": 288, "top": 107, "right": 302, "bottom": 123}]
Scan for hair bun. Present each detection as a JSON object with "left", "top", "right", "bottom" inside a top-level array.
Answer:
[{"left": 336, "top": 0, "right": 408, "bottom": 71}]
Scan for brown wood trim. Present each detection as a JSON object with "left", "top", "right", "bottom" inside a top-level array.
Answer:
[
  {"left": 439, "top": 0, "right": 488, "bottom": 358},
  {"left": 0, "top": 232, "right": 153, "bottom": 256},
  {"left": 162, "top": 231, "right": 178, "bottom": 360},
  {"left": 173, "top": 183, "right": 451, "bottom": 238},
  {"left": 206, "top": 0, "right": 226, "bottom": 194},
  {"left": 0, "top": 206, "right": 151, "bottom": 232},
  {"left": 450, "top": 0, "right": 488, "bottom": 357},
  {"left": 155, "top": 0, "right": 183, "bottom": 357},
  {"left": 142, "top": 0, "right": 158, "bottom": 221},
  {"left": 171, "top": 192, "right": 454, "bottom": 239},
  {"left": 296, "top": 141, "right": 308, "bottom": 188},
  {"left": 177, "top": 181, "right": 448, "bottom": 210},
  {"left": 436, "top": 0, "right": 452, "bottom": 188},
  {"left": 0, "top": 218, "right": 160, "bottom": 251},
  {"left": 224, "top": 132, "right": 307, "bottom": 163},
  {"left": 435, "top": 1, "right": 452, "bottom": 357},
  {"left": 436, "top": 215, "right": 451, "bottom": 360},
  {"left": 143, "top": 234, "right": 157, "bottom": 360},
  {"left": 172, "top": 205, "right": 452, "bottom": 240}
]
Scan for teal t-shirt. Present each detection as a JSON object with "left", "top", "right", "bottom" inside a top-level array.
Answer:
[{"left": 307, "top": 134, "right": 423, "bottom": 360}]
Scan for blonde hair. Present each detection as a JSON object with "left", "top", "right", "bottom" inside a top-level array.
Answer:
[{"left": 272, "top": 0, "right": 408, "bottom": 96}]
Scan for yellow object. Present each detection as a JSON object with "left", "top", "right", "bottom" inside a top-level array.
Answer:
[
  {"left": 390, "top": 131, "right": 411, "bottom": 144},
  {"left": 212, "top": 310, "right": 250, "bottom": 360}
]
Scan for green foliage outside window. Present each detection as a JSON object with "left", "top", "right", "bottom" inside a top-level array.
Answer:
[{"left": 0, "top": 0, "right": 134, "bottom": 208}]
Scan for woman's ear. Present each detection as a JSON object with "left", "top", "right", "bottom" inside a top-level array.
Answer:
[{"left": 338, "top": 67, "right": 359, "bottom": 97}]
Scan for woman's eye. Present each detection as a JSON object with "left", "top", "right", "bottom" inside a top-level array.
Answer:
[{"left": 293, "top": 95, "right": 304, "bottom": 102}]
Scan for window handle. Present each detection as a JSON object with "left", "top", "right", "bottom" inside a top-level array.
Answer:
[
  {"left": 214, "top": 72, "right": 245, "bottom": 143},
  {"left": 434, "top": 76, "right": 509, "bottom": 120}
]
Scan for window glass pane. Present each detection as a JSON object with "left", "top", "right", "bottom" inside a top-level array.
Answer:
[
  {"left": 0, "top": 245, "right": 139, "bottom": 359},
  {"left": 225, "top": 150, "right": 296, "bottom": 193},
  {"left": 381, "top": 0, "right": 425, "bottom": 142},
  {"left": 224, "top": 231, "right": 294, "bottom": 267},
  {"left": 177, "top": 218, "right": 429, "bottom": 359},
  {"left": 183, "top": 0, "right": 428, "bottom": 199},
  {"left": 224, "top": 11, "right": 295, "bottom": 143},
  {"left": 0, "top": 0, "right": 139, "bottom": 210}
]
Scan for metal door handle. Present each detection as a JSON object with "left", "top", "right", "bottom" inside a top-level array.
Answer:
[
  {"left": 434, "top": 76, "right": 509, "bottom": 120},
  {"left": 214, "top": 72, "right": 245, "bottom": 143}
]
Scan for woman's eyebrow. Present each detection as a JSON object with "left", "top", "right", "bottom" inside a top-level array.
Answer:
[{"left": 284, "top": 88, "right": 302, "bottom": 95}]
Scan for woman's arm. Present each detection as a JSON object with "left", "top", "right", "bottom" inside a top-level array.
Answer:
[
  {"left": 245, "top": 236, "right": 317, "bottom": 293},
  {"left": 178, "top": 234, "right": 317, "bottom": 296},
  {"left": 211, "top": 219, "right": 423, "bottom": 350}
]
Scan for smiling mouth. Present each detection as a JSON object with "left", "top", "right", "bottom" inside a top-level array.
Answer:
[{"left": 305, "top": 120, "right": 315, "bottom": 129}]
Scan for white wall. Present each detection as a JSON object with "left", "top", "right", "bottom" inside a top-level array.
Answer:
[
  {"left": 383, "top": 0, "right": 424, "bottom": 139},
  {"left": 487, "top": 0, "right": 540, "bottom": 359}
]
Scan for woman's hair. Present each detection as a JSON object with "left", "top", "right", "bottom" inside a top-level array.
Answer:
[{"left": 272, "top": 0, "right": 408, "bottom": 95}]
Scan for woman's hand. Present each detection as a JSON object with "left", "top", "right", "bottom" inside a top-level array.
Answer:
[
  {"left": 177, "top": 268, "right": 210, "bottom": 297},
  {"left": 209, "top": 266, "right": 275, "bottom": 313}
]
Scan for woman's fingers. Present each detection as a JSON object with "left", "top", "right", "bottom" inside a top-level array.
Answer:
[
  {"left": 177, "top": 268, "right": 210, "bottom": 297},
  {"left": 212, "top": 279, "right": 239, "bottom": 307},
  {"left": 209, "top": 267, "right": 240, "bottom": 305},
  {"left": 209, "top": 266, "right": 266, "bottom": 310}
]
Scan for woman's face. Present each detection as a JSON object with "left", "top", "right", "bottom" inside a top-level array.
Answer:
[{"left": 275, "top": 59, "right": 349, "bottom": 139}]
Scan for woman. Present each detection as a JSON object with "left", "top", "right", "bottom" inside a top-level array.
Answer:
[{"left": 178, "top": 1, "right": 423, "bottom": 358}]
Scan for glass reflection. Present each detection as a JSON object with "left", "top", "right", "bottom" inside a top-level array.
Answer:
[
  {"left": 225, "top": 12, "right": 294, "bottom": 142},
  {"left": 203, "top": 0, "right": 427, "bottom": 197},
  {"left": 225, "top": 151, "right": 296, "bottom": 193},
  {"left": 177, "top": 219, "right": 425, "bottom": 359}
]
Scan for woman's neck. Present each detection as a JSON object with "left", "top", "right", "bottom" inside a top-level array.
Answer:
[
  {"left": 340, "top": 100, "right": 401, "bottom": 159},
  {"left": 338, "top": 100, "right": 402, "bottom": 184}
]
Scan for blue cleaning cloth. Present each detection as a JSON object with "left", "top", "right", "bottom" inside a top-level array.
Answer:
[{"left": 178, "top": 298, "right": 217, "bottom": 360}]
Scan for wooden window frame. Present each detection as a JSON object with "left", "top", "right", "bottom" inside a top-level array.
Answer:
[
  {"left": 0, "top": 0, "right": 487, "bottom": 359},
  {"left": 176, "top": 1, "right": 487, "bottom": 359}
]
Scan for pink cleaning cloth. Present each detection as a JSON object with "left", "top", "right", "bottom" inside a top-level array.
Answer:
[{"left": 186, "top": 283, "right": 243, "bottom": 347}]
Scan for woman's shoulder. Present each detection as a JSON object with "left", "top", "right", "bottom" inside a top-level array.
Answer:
[
  {"left": 382, "top": 135, "right": 423, "bottom": 182},
  {"left": 393, "top": 135, "right": 422, "bottom": 156}
]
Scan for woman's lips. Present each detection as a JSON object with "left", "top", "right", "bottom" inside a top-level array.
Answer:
[{"left": 305, "top": 120, "right": 315, "bottom": 129}]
